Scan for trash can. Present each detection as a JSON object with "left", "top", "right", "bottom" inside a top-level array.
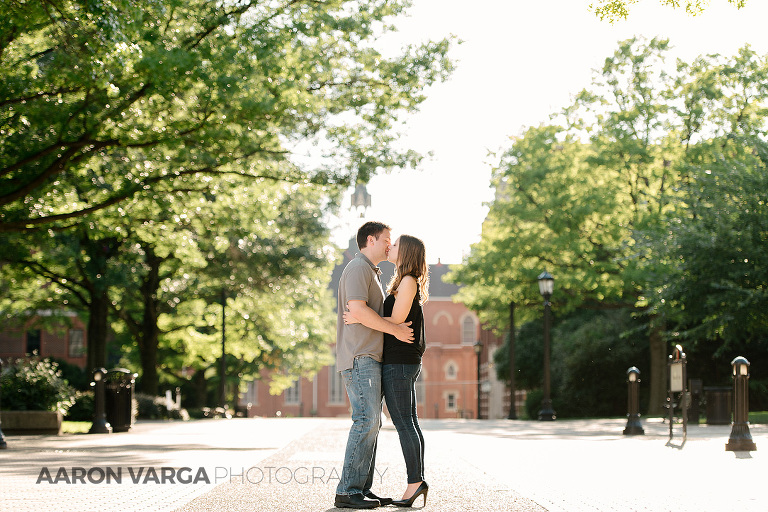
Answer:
[
  {"left": 688, "top": 379, "right": 703, "bottom": 425},
  {"left": 105, "top": 368, "right": 137, "bottom": 432},
  {"left": 704, "top": 386, "right": 732, "bottom": 425}
]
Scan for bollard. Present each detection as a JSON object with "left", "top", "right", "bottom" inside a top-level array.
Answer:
[
  {"left": 88, "top": 368, "right": 113, "bottom": 434},
  {"left": 0, "top": 359, "right": 7, "bottom": 449},
  {"left": 623, "top": 367, "right": 644, "bottom": 435},
  {"left": 726, "top": 356, "right": 756, "bottom": 451}
]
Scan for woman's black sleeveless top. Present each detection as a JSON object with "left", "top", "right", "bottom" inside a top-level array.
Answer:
[{"left": 382, "top": 284, "right": 425, "bottom": 365}]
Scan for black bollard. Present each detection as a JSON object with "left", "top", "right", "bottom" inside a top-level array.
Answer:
[
  {"left": 726, "top": 356, "right": 756, "bottom": 451},
  {"left": 0, "top": 359, "right": 7, "bottom": 449},
  {"left": 623, "top": 367, "right": 644, "bottom": 435},
  {"left": 89, "top": 368, "right": 112, "bottom": 434}
]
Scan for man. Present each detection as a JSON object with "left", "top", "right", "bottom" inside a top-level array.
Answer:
[{"left": 334, "top": 221, "right": 414, "bottom": 509}]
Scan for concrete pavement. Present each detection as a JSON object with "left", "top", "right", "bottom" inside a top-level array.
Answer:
[{"left": 0, "top": 416, "right": 765, "bottom": 511}]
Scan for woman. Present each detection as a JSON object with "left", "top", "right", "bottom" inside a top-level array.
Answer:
[{"left": 345, "top": 234, "right": 429, "bottom": 508}]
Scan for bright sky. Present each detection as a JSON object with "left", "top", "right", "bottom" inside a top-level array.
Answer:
[{"left": 330, "top": 0, "right": 768, "bottom": 264}]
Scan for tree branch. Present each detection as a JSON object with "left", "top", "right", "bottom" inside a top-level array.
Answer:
[
  {"left": 22, "top": 259, "right": 90, "bottom": 307},
  {"left": 0, "top": 162, "right": 337, "bottom": 232}
]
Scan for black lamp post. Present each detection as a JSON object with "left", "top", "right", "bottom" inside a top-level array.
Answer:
[
  {"left": 726, "top": 356, "right": 757, "bottom": 452},
  {"left": 89, "top": 367, "right": 112, "bottom": 434},
  {"left": 537, "top": 271, "right": 556, "bottom": 421},
  {"left": 507, "top": 301, "right": 517, "bottom": 420},
  {"left": 623, "top": 367, "right": 644, "bottom": 435},
  {"left": 474, "top": 340, "right": 483, "bottom": 420},
  {"left": 219, "top": 289, "right": 227, "bottom": 411},
  {"left": 0, "top": 359, "right": 7, "bottom": 449}
]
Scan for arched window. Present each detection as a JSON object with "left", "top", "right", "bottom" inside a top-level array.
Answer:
[
  {"left": 444, "top": 361, "right": 457, "bottom": 380},
  {"left": 462, "top": 315, "right": 476, "bottom": 344},
  {"left": 432, "top": 310, "right": 453, "bottom": 326}
]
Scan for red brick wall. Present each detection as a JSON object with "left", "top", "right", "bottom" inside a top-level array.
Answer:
[
  {"left": 0, "top": 316, "right": 88, "bottom": 368},
  {"left": 243, "top": 297, "right": 500, "bottom": 420}
]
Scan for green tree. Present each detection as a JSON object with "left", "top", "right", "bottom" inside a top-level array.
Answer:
[
  {"left": 111, "top": 176, "right": 339, "bottom": 396},
  {"left": 1, "top": 0, "right": 452, "bottom": 232},
  {"left": 449, "top": 38, "right": 768, "bottom": 415},
  {"left": 1, "top": 0, "right": 453, "bottom": 388},
  {"left": 590, "top": 0, "right": 747, "bottom": 22},
  {"left": 647, "top": 135, "right": 768, "bottom": 354},
  {"left": 494, "top": 309, "right": 649, "bottom": 418}
]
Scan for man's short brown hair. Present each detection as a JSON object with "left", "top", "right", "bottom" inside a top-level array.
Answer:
[{"left": 356, "top": 221, "right": 391, "bottom": 250}]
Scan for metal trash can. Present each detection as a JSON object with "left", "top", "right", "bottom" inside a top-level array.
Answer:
[
  {"left": 105, "top": 368, "right": 137, "bottom": 432},
  {"left": 704, "top": 386, "right": 732, "bottom": 425},
  {"left": 688, "top": 379, "right": 703, "bottom": 425}
]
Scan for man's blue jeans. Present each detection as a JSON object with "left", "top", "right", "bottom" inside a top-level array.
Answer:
[{"left": 336, "top": 356, "right": 383, "bottom": 496}]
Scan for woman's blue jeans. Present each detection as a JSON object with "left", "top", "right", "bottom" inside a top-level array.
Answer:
[
  {"left": 383, "top": 363, "right": 425, "bottom": 484},
  {"left": 336, "top": 356, "right": 383, "bottom": 496}
]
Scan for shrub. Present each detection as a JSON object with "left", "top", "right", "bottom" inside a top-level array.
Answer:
[
  {"left": 134, "top": 392, "right": 189, "bottom": 420},
  {"left": 0, "top": 357, "right": 76, "bottom": 414},
  {"left": 500, "top": 308, "right": 649, "bottom": 419},
  {"left": 51, "top": 358, "right": 90, "bottom": 391},
  {"left": 524, "top": 389, "right": 543, "bottom": 420},
  {"left": 65, "top": 390, "right": 94, "bottom": 421},
  {"left": 134, "top": 392, "right": 165, "bottom": 419}
]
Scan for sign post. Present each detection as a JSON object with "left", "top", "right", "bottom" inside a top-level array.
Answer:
[{"left": 666, "top": 344, "right": 687, "bottom": 446}]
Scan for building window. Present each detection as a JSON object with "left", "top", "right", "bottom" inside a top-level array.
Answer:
[
  {"left": 68, "top": 329, "right": 85, "bottom": 358},
  {"left": 329, "top": 361, "right": 346, "bottom": 404},
  {"left": 444, "top": 361, "right": 457, "bottom": 380},
  {"left": 462, "top": 316, "right": 476, "bottom": 344},
  {"left": 284, "top": 380, "right": 301, "bottom": 405},
  {"left": 446, "top": 392, "right": 458, "bottom": 412},
  {"left": 243, "top": 380, "right": 258, "bottom": 406},
  {"left": 26, "top": 329, "right": 41, "bottom": 355}
]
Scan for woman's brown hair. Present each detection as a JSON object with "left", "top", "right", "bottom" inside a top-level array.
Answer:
[{"left": 387, "top": 234, "right": 430, "bottom": 305}]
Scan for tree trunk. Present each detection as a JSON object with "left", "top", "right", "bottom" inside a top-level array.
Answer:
[
  {"left": 137, "top": 325, "right": 160, "bottom": 395},
  {"left": 648, "top": 322, "right": 667, "bottom": 416},
  {"left": 191, "top": 369, "right": 208, "bottom": 408},
  {"left": 137, "top": 245, "right": 162, "bottom": 395},
  {"left": 83, "top": 233, "right": 119, "bottom": 374},
  {"left": 86, "top": 291, "right": 109, "bottom": 372}
]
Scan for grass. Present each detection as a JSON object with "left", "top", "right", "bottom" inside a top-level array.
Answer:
[
  {"left": 749, "top": 411, "right": 768, "bottom": 424},
  {"left": 62, "top": 421, "right": 91, "bottom": 434}
]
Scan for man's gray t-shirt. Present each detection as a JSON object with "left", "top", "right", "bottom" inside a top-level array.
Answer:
[{"left": 336, "top": 253, "right": 385, "bottom": 371}]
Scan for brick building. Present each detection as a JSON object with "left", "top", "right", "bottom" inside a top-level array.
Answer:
[
  {"left": 240, "top": 238, "right": 515, "bottom": 419},
  {"left": 0, "top": 311, "right": 88, "bottom": 368}
]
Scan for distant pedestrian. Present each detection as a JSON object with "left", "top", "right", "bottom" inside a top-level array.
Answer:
[
  {"left": 334, "top": 221, "right": 414, "bottom": 510},
  {"left": 345, "top": 233, "right": 430, "bottom": 507}
]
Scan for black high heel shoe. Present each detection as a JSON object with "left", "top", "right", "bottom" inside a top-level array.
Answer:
[{"left": 392, "top": 481, "right": 429, "bottom": 508}]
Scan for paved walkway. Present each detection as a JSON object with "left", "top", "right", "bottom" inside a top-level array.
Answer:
[{"left": 0, "top": 416, "right": 765, "bottom": 511}]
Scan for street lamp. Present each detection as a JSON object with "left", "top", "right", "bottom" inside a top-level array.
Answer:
[
  {"left": 507, "top": 301, "right": 518, "bottom": 420},
  {"left": 537, "top": 271, "right": 556, "bottom": 421},
  {"left": 623, "top": 367, "right": 644, "bottom": 435},
  {"left": 474, "top": 340, "right": 483, "bottom": 420},
  {"left": 219, "top": 289, "right": 227, "bottom": 411},
  {"left": 350, "top": 183, "right": 372, "bottom": 217},
  {"left": 89, "top": 368, "right": 112, "bottom": 434},
  {"left": 0, "top": 359, "right": 7, "bottom": 449},
  {"left": 726, "top": 356, "right": 757, "bottom": 451}
]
